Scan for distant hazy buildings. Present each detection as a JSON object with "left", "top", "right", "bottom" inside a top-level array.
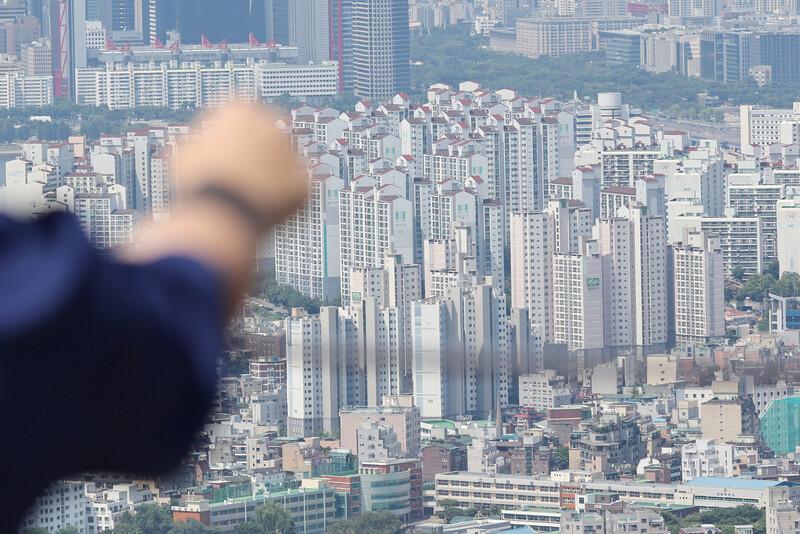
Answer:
[
  {"left": 0, "top": 71, "right": 52, "bottom": 107},
  {"left": 290, "top": 0, "right": 330, "bottom": 64},
  {"left": 75, "top": 62, "right": 338, "bottom": 109},
  {"left": 700, "top": 30, "right": 800, "bottom": 84},
  {"left": 513, "top": 17, "right": 644, "bottom": 58}
]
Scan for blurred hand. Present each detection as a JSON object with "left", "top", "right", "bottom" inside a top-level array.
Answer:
[{"left": 176, "top": 103, "right": 308, "bottom": 230}]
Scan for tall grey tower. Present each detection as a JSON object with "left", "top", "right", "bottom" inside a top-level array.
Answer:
[
  {"left": 289, "top": 0, "right": 329, "bottom": 65},
  {"left": 352, "top": 0, "right": 410, "bottom": 99}
]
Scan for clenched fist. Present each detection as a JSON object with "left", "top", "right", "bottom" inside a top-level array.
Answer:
[{"left": 177, "top": 103, "right": 308, "bottom": 230}]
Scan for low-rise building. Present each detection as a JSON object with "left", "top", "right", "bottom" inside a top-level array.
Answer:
[
  {"left": 422, "top": 442, "right": 468, "bottom": 483},
  {"left": 700, "top": 397, "right": 759, "bottom": 442},
  {"left": 339, "top": 395, "right": 421, "bottom": 457},
  {"left": 681, "top": 439, "right": 734, "bottom": 481},
  {"left": 172, "top": 479, "right": 335, "bottom": 533},
  {"left": 609, "top": 509, "right": 669, "bottom": 534},
  {"left": 519, "top": 370, "right": 571, "bottom": 411}
]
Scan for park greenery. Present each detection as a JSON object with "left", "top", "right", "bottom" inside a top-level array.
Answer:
[
  {"left": 254, "top": 269, "right": 325, "bottom": 314},
  {"left": 435, "top": 499, "right": 502, "bottom": 523},
  {"left": 660, "top": 504, "right": 765, "bottom": 534},
  {"left": 96, "top": 502, "right": 222, "bottom": 533},
  {"left": 736, "top": 270, "right": 800, "bottom": 303},
  {"left": 232, "top": 501, "right": 296, "bottom": 534},
  {"left": 0, "top": 99, "right": 196, "bottom": 144},
  {"left": 554, "top": 445, "right": 570, "bottom": 469},
  {"left": 410, "top": 26, "right": 800, "bottom": 119},
  {"left": 327, "top": 511, "right": 403, "bottom": 534},
  {"left": 24, "top": 528, "right": 83, "bottom": 534}
]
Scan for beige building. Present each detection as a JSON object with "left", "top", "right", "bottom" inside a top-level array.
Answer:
[
  {"left": 647, "top": 355, "right": 678, "bottom": 385},
  {"left": 21, "top": 40, "right": 51, "bottom": 77},
  {"left": 700, "top": 397, "right": 759, "bottom": 442},
  {"left": 339, "top": 394, "right": 421, "bottom": 457},
  {"left": 281, "top": 437, "right": 327, "bottom": 474}
]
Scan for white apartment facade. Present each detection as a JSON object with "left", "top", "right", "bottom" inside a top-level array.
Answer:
[
  {"left": 338, "top": 182, "right": 414, "bottom": 306},
  {"left": 76, "top": 61, "right": 338, "bottom": 110},
  {"left": 740, "top": 103, "right": 800, "bottom": 147},
  {"left": 681, "top": 439, "right": 734, "bottom": 481},
  {"left": 519, "top": 370, "right": 571, "bottom": 411},
  {"left": 552, "top": 238, "right": 605, "bottom": 351},
  {"left": 0, "top": 72, "right": 53, "bottom": 108},
  {"left": 672, "top": 229, "right": 726, "bottom": 346},
  {"left": 777, "top": 198, "right": 800, "bottom": 274},
  {"left": 411, "top": 281, "right": 510, "bottom": 419},
  {"left": 18, "top": 481, "right": 87, "bottom": 533},
  {"left": 274, "top": 173, "right": 344, "bottom": 302},
  {"left": 285, "top": 308, "right": 362, "bottom": 438}
]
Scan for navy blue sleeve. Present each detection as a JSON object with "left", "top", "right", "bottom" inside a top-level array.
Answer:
[{"left": 0, "top": 212, "right": 224, "bottom": 527}]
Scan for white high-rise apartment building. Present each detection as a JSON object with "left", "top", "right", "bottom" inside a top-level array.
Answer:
[
  {"left": 349, "top": 254, "right": 422, "bottom": 310},
  {"left": 72, "top": 188, "right": 134, "bottom": 250},
  {"left": 0, "top": 72, "right": 53, "bottom": 108},
  {"left": 600, "top": 148, "right": 663, "bottom": 188},
  {"left": 672, "top": 229, "right": 725, "bottom": 346},
  {"left": 503, "top": 117, "right": 543, "bottom": 215},
  {"left": 658, "top": 141, "right": 725, "bottom": 218},
  {"left": 350, "top": 297, "right": 407, "bottom": 406},
  {"left": 411, "top": 280, "right": 509, "bottom": 419},
  {"left": 286, "top": 308, "right": 361, "bottom": 438},
  {"left": 552, "top": 238, "right": 605, "bottom": 351},
  {"left": 777, "top": 198, "right": 800, "bottom": 275},
  {"left": 510, "top": 199, "right": 593, "bottom": 343},
  {"left": 18, "top": 481, "right": 87, "bottom": 533},
  {"left": 510, "top": 210, "right": 554, "bottom": 341},
  {"left": 339, "top": 182, "right": 414, "bottom": 306},
  {"left": 596, "top": 204, "right": 668, "bottom": 349},
  {"left": 673, "top": 210, "right": 763, "bottom": 277},
  {"left": 728, "top": 183, "right": 784, "bottom": 264},
  {"left": 275, "top": 173, "right": 343, "bottom": 302},
  {"left": 423, "top": 139, "right": 489, "bottom": 190},
  {"left": 740, "top": 103, "right": 800, "bottom": 147},
  {"left": 669, "top": 0, "right": 722, "bottom": 18}
]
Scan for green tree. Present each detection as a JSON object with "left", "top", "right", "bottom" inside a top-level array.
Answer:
[
  {"left": 554, "top": 445, "right": 570, "bottom": 469},
  {"left": 356, "top": 511, "right": 402, "bottom": 534},
  {"left": 270, "top": 93, "right": 302, "bottom": 114},
  {"left": 731, "top": 266, "right": 745, "bottom": 281},
  {"left": 763, "top": 260, "right": 780, "bottom": 278},
  {"left": 233, "top": 523, "right": 265, "bottom": 534},
  {"left": 329, "top": 511, "right": 403, "bottom": 534},
  {"left": 660, "top": 504, "right": 765, "bottom": 534},
  {"left": 774, "top": 272, "right": 800, "bottom": 297},
  {"left": 253, "top": 502, "right": 295, "bottom": 534},
  {"left": 112, "top": 503, "right": 174, "bottom": 534},
  {"left": 57, "top": 528, "right": 81, "bottom": 534},
  {"left": 409, "top": 26, "right": 800, "bottom": 113},
  {"left": 737, "top": 273, "right": 776, "bottom": 302},
  {"left": 22, "top": 529, "right": 51, "bottom": 534},
  {"left": 167, "top": 519, "right": 221, "bottom": 533}
]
